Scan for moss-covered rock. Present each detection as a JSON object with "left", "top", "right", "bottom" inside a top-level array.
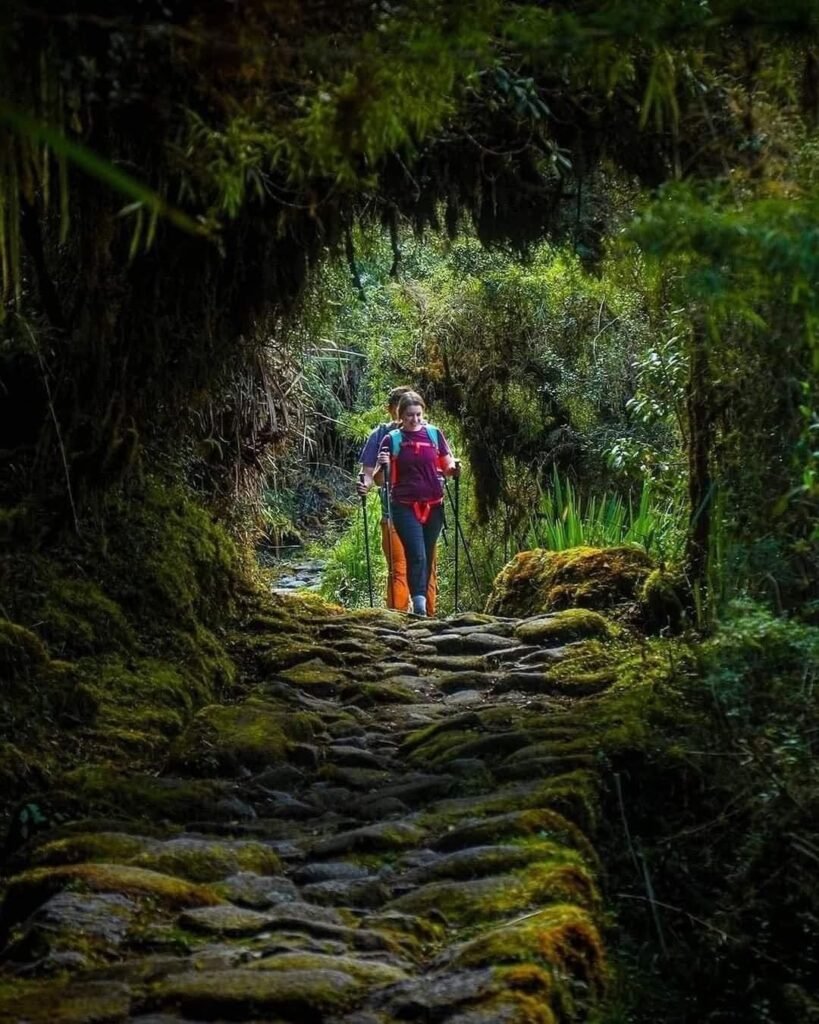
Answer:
[
  {"left": 310, "top": 821, "right": 426, "bottom": 858},
  {"left": 0, "top": 979, "right": 131, "bottom": 1024},
  {"left": 433, "top": 807, "right": 596, "bottom": 863},
  {"left": 1, "top": 862, "right": 220, "bottom": 935},
  {"left": 30, "top": 832, "right": 150, "bottom": 868},
  {"left": 408, "top": 841, "right": 575, "bottom": 884},
  {"left": 0, "top": 619, "right": 48, "bottom": 685},
  {"left": 178, "top": 903, "right": 274, "bottom": 936},
  {"left": 38, "top": 578, "right": 135, "bottom": 656},
  {"left": 277, "top": 658, "right": 348, "bottom": 696},
  {"left": 251, "top": 950, "right": 408, "bottom": 985},
  {"left": 341, "top": 680, "right": 418, "bottom": 707},
  {"left": 462, "top": 771, "right": 600, "bottom": 835},
  {"left": 31, "top": 830, "right": 281, "bottom": 883},
  {"left": 639, "top": 565, "right": 688, "bottom": 631},
  {"left": 133, "top": 836, "right": 281, "bottom": 882},
  {"left": 4, "top": 889, "right": 139, "bottom": 965},
  {"left": 147, "top": 967, "right": 362, "bottom": 1018},
  {"left": 486, "top": 546, "right": 655, "bottom": 618},
  {"left": 389, "top": 856, "right": 598, "bottom": 926},
  {"left": 247, "top": 638, "right": 344, "bottom": 675},
  {"left": 167, "top": 699, "right": 317, "bottom": 776},
  {"left": 450, "top": 903, "right": 605, "bottom": 989},
  {"left": 62, "top": 767, "right": 227, "bottom": 822},
  {"left": 514, "top": 609, "right": 616, "bottom": 644}
]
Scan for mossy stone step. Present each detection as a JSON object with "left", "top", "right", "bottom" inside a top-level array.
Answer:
[
  {"left": 0, "top": 979, "right": 131, "bottom": 1024},
  {"left": 145, "top": 967, "right": 362, "bottom": 1020}
]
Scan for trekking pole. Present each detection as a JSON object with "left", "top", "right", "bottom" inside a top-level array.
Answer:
[
  {"left": 359, "top": 473, "right": 374, "bottom": 608},
  {"left": 453, "top": 461, "right": 460, "bottom": 613},
  {"left": 444, "top": 477, "right": 481, "bottom": 594},
  {"left": 383, "top": 459, "right": 395, "bottom": 608}
]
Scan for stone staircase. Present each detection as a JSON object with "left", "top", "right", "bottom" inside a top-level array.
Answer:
[{"left": 0, "top": 603, "right": 620, "bottom": 1023}]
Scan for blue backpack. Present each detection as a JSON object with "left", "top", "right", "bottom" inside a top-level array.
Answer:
[{"left": 387, "top": 424, "right": 440, "bottom": 457}]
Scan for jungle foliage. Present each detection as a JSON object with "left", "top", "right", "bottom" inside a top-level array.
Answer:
[
  {"left": 2, "top": 0, "right": 819, "bottom": 531},
  {"left": 2, "top": 6, "right": 819, "bottom": 1021}
]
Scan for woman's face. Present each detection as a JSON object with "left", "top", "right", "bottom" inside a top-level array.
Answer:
[{"left": 400, "top": 404, "right": 424, "bottom": 430}]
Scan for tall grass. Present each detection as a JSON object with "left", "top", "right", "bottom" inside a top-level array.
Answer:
[
  {"left": 521, "top": 468, "right": 685, "bottom": 561},
  {"left": 320, "top": 490, "right": 386, "bottom": 607}
]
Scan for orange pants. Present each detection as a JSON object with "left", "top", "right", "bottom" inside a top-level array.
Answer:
[{"left": 381, "top": 520, "right": 437, "bottom": 615}]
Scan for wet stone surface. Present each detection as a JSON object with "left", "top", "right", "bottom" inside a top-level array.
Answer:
[{"left": 0, "top": 602, "right": 621, "bottom": 1022}]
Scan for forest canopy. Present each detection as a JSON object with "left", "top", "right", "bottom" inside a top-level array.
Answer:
[
  {"left": 1, "top": 0, "right": 818, "bottom": 611},
  {"left": 2, "top": 7, "right": 819, "bottom": 1023}
]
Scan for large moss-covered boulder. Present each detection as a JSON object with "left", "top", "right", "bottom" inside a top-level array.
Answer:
[
  {"left": 167, "top": 698, "right": 319, "bottom": 776},
  {"left": 485, "top": 546, "right": 655, "bottom": 618}
]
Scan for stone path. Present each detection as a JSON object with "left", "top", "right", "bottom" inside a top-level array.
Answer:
[
  {"left": 270, "top": 559, "right": 325, "bottom": 593},
  {"left": 0, "top": 603, "right": 619, "bottom": 1023}
]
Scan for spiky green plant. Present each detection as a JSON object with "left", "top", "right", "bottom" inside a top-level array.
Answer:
[{"left": 522, "top": 468, "right": 685, "bottom": 559}]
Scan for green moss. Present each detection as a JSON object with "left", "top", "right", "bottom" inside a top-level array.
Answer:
[
  {"left": 389, "top": 855, "right": 598, "bottom": 926},
  {"left": 432, "top": 807, "right": 597, "bottom": 865},
  {"left": 540, "top": 639, "right": 619, "bottom": 695},
  {"left": 29, "top": 831, "right": 281, "bottom": 883},
  {"left": 639, "top": 565, "right": 688, "bottom": 631},
  {"left": 126, "top": 481, "right": 242, "bottom": 627},
  {"left": 2, "top": 862, "right": 220, "bottom": 932},
  {"left": 405, "top": 727, "right": 481, "bottom": 766},
  {"left": 428, "top": 770, "right": 600, "bottom": 838},
  {"left": 480, "top": 973, "right": 559, "bottom": 1024},
  {"left": 415, "top": 840, "right": 573, "bottom": 883},
  {"left": 256, "top": 639, "right": 343, "bottom": 672},
  {"left": 278, "top": 659, "right": 347, "bottom": 694},
  {"left": 63, "top": 766, "right": 226, "bottom": 822},
  {"left": 40, "top": 659, "right": 100, "bottom": 725},
  {"left": 148, "top": 967, "right": 362, "bottom": 1018},
  {"left": 0, "top": 619, "right": 48, "bottom": 681},
  {"left": 558, "top": 639, "right": 685, "bottom": 754},
  {"left": 39, "top": 578, "right": 134, "bottom": 656},
  {"left": 454, "top": 903, "right": 605, "bottom": 989},
  {"left": 401, "top": 712, "right": 482, "bottom": 755},
  {"left": 168, "top": 622, "right": 237, "bottom": 695},
  {"left": 134, "top": 839, "right": 281, "bottom": 882},
  {"left": 168, "top": 699, "right": 318, "bottom": 775},
  {"left": 0, "top": 979, "right": 131, "bottom": 1024},
  {"left": 31, "top": 832, "right": 150, "bottom": 867},
  {"left": 342, "top": 680, "right": 418, "bottom": 706},
  {"left": 251, "top": 951, "right": 407, "bottom": 985},
  {"left": 514, "top": 608, "right": 616, "bottom": 644},
  {"left": 486, "top": 545, "right": 655, "bottom": 618},
  {"left": 67, "top": 652, "right": 229, "bottom": 753}
]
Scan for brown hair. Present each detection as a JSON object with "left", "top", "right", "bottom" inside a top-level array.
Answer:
[
  {"left": 387, "top": 385, "right": 412, "bottom": 408},
  {"left": 397, "top": 390, "right": 425, "bottom": 416}
]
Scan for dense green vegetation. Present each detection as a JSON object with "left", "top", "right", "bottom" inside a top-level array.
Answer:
[{"left": 2, "top": 1, "right": 819, "bottom": 1021}]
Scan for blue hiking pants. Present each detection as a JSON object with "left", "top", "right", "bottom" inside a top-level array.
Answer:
[{"left": 390, "top": 502, "right": 444, "bottom": 598}]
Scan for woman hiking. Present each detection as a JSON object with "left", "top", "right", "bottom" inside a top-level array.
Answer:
[
  {"left": 376, "top": 391, "right": 459, "bottom": 617},
  {"left": 357, "top": 385, "right": 422, "bottom": 612}
]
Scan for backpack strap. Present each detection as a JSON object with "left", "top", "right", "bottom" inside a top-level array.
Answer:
[
  {"left": 387, "top": 429, "right": 402, "bottom": 487},
  {"left": 387, "top": 426, "right": 443, "bottom": 489}
]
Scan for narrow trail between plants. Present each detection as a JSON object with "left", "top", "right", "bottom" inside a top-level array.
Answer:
[{"left": 0, "top": 601, "right": 618, "bottom": 1023}]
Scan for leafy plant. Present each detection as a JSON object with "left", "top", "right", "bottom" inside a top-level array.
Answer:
[{"left": 522, "top": 468, "right": 685, "bottom": 560}]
